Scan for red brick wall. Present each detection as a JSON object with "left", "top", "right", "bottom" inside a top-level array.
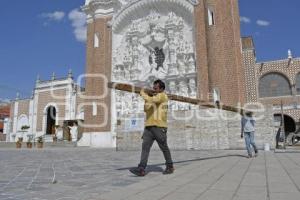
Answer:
[
  {"left": 17, "top": 99, "right": 30, "bottom": 117},
  {"left": 36, "top": 90, "right": 66, "bottom": 132},
  {"left": 242, "top": 37, "right": 300, "bottom": 123},
  {"left": 195, "top": 1, "right": 209, "bottom": 101},
  {"left": 195, "top": 0, "right": 244, "bottom": 106}
]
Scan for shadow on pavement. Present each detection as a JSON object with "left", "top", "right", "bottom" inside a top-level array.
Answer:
[{"left": 117, "top": 154, "right": 247, "bottom": 171}]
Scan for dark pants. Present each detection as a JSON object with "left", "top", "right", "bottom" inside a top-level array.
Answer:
[{"left": 138, "top": 126, "right": 173, "bottom": 169}]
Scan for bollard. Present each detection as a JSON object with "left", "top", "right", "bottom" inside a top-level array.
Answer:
[{"left": 264, "top": 143, "right": 270, "bottom": 151}]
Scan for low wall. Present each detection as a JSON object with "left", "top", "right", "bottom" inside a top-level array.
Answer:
[{"left": 116, "top": 108, "right": 275, "bottom": 150}]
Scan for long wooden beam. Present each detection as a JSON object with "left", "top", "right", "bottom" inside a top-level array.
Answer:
[{"left": 108, "top": 82, "right": 244, "bottom": 114}]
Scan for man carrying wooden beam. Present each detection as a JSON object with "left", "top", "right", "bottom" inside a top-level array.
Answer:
[
  {"left": 108, "top": 82, "right": 245, "bottom": 114},
  {"left": 129, "top": 79, "right": 174, "bottom": 176}
]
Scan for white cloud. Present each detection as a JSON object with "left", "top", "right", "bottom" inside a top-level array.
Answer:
[
  {"left": 68, "top": 9, "right": 87, "bottom": 42},
  {"left": 240, "top": 16, "right": 251, "bottom": 24},
  {"left": 41, "top": 11, "right": 65, "bottom": 21},
  {"left": 256, "top": 20, "right": 270, "bottom": 26}
]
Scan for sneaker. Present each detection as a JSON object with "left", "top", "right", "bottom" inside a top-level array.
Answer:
[
  {"left": 254, "top": 151, "right": 258, "bottom": 157},
  {"left": 129, "top": 167, "right": 145, "bottom": 177},
  {"left": 163, "top": 166, "right": 175, "bottom": 175},
  {"left": 246, "top": 155, "right": 252, "bottom": 159}
]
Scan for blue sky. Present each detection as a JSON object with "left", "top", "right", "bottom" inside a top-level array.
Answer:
[
  {"left": 0, "top": 0, "right": 300, "bottom": 101},
  {"left": 239, "top": 0, "right": 300, "bottom": 62}
]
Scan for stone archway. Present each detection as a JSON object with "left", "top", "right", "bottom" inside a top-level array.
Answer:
[
  {"left": 274, "top": 114, "right": 296, "bottom": 147},
  {"left": 46, "top": 106, "right": 56, "bottom": 135},
  {"left": 274, "top": 114, "right": 296, "bottom": 133}
]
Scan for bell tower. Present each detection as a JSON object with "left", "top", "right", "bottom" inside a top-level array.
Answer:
[
  {"left": 195, "top": 0, "right": 245, "bottom": 105},
  {"left": 79, "top": 0, "right": 115, "bottom": 147}
]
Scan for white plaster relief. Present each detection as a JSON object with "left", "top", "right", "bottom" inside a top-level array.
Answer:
[{"left": 112, "top": 8, "right": 198, "bottom": 115}]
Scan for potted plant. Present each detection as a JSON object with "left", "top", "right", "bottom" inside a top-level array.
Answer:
[
  {"left": 16, "top": 137, "right": 22, "bottom": 148},
  {"left": 21, "top": 125, "right": 30, "bottom": 131},
  {"left": 36, "top": 136, "right": 44, "bottom": 148},
  {"left": 15, "top": 125, "right": 30, "bottom": 148},
  {"left": 26, "top": 134, "right": 33, "bottom": 148}
]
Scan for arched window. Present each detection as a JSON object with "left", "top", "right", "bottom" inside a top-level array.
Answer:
[
  {"left": 296, "top": 73, "right": 300, "bottom": 95},
  {"left": 208, "top": 7, "right": 215, "bottom": 26},
  {"left": 259, "top": 73, "right": 292, "bottom": 98},
  {"left": 94, "top": 32, "right": 100, "bottom": 48}
]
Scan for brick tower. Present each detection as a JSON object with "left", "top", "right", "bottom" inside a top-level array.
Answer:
[
  {"left": 80, "top": 0, "right": 115, "bottom": 147},
  {"left": 195, "top": 0, "right": 245, "bottom": 105}
]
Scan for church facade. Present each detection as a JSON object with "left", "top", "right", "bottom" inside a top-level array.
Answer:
[
  {"left": 7, "top": 72, "right": 85, "bottom": 143},
  {"left": 80, "top": 0, "right": 245, "bottom": 147}
]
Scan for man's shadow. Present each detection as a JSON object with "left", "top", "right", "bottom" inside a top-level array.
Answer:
[{"left": 118, "top": 154, "right": 248, "bottom": 174}]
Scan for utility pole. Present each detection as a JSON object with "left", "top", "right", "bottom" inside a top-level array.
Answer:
[{"left": 280, "top": 100, "right": 286, "bottom": 149}]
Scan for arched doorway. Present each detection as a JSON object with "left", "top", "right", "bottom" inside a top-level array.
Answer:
[
  {"left": 274, "top": 114, "right": 296, "bottom": 147},
  {"left": 274, "top": 114, "right": 296, "bottom": 133},
  {"left": 46, "top": 106, "right": 56, "bottom": 135}
]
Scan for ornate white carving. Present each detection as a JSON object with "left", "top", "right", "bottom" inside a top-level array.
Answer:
[
  {"left": 82, "top": 0, "right": 116, "bottom": 20},
  {"left": 112, "top": 11, "right": 195, "bottom": 81},
  {"left": 112, "top": 4, "right": 198, "bottom": 114},
  {"left": 188, "top": 78, "right": 197, "bottom": 98}
]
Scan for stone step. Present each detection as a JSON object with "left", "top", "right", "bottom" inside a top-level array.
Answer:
[
  {"left": 0, "top": 141, "right": 77, "bottom": 148},
  {"left": 274, "top": 144, "right": 300, "bottom": 153}
]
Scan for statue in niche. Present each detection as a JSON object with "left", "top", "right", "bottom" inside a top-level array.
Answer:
[
  {"left": 178, "top": 80, "right": 189, "bottom": 110},
  {"left": 147, "top": 10, "right": 160, "bottom": 22},
  {"left": 122, "top": 67, "right": 129, "bottom": 80},
  {"left": 168, "top": 81, "right": 178, "bottom": 110},
  {"left": 177, "top": 59, "right": 186, "bottom": 75},
  {"left": 177, "top": 41, "right": 185, "bottom": 55},
  {"left": 179, "top": 80, "right": 189, "bottom": 96},
  {"left": 168, "top": 63, "right": 178, "bottom": 75},
  {"left": 185, "top": 42, "right": 194, "bottom": 54},
  {"left": 131, "top": 94, "right": 142, "bottom": 112},
  {"left": 168, "top": 12, "right": 176, "bottom": 20},
  {"left": 188, "top": 78, "right": 197, "bottom": 98},
  {"left": 123, "top": 93, "right": 133, "bottom": 114},
  {"left": 187, "top": 56, "right": 195, "bottom": 73},
  {"left": 115, "top": 91, "right": 123, "bottom": 115},
  {"left": 168, "top": 81, "right": 177, "bottom": 94}
]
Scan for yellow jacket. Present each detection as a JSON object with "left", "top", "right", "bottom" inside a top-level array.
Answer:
[{"left": 140, "top": 90, "right": 168, "bottom": 128}]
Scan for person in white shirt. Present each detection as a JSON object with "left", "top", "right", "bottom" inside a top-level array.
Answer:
[
  {"left": 68, "top": 123, "right": 78, "bottom": 142},
  {"left": 241, "top": 111, "right": 258, "bottom": 158}
]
